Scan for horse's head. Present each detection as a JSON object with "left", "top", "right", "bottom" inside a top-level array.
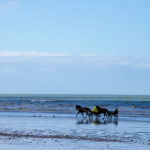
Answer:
[
  {"left": 115, "top": 108, "right": 118, "bottom": 114},
  {"left": 76, "top": 105, "right": 81, "bottom": 110},
  {"left": 95, "top": 105, "right": 101, "bottom": 110}
]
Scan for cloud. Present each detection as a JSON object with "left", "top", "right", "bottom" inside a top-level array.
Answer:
[
  {"left": 0, "top": 50, "right": 71, "bottom": 57},
  {"left": 0, "top": 50, "right": 120, "bottom": 58},
  {"left": 0, "top": 50, "right": 150, "bottom": 69}
]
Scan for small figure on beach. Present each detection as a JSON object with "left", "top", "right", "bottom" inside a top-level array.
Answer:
[
  {"left": 92, "top": 106, "right": 100, "bottom": 117},
  {"left": 76, "top": 105, "right": 118, "bottom": 119},
  {"left": 110, "top": 108, "right": 118, "bottom": 117},
  {"left": 93, "top": 106, "right": 99, "bottom": 113},
  {"left": 76, "top": 105, "right": 93, "bottom": 118}
]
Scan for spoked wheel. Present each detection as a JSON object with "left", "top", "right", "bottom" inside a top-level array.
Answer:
[
  {"left": 76, "top": 112, "right": 88, "bottom": 119},
  {"left": 82, "top": 112, "right": 88, "bottom": 118}
]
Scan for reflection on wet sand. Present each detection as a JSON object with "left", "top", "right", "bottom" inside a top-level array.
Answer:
[{"left": 76, "top": 117, "right": 118, "bottom": 125}]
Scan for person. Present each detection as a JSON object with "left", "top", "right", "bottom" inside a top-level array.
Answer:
[
  {"left": 93, "top": 106, "right": 99, "bottom": 113},
  {"left": 110, "top": 107, "right": 118, "bottom": 117},
  {"left": 115, "top": 108, "right": 118, "bottom": 114}
]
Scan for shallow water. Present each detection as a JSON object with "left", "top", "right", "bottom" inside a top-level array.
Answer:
[
  {"left": 0, "top": 137, "right": 150, "bottom": 150},
  {"left": 0, "top": 114, "right": 150, "bottom": 145},
  {"left": 0, "top": 94, "right": 150, "bottom": 120},
  {"left": 0, "top": 94, "right": 150, "bottom": 149}
]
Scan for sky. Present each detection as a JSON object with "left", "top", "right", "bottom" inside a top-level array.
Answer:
[{"left": 0, "top": 0, "right": 150, "bottom": 94}]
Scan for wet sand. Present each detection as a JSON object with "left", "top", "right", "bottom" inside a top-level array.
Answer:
[
  {"left": 0, "top": 95, "right": 150, "bottom": 149},
  {"left": 0, "top": 112, "right": 150, "bottom": 150},
  {"left": 0, "top": 136, "right": 150, "bottom": 150}
]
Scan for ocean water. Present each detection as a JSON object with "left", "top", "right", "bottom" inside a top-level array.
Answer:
[
  {"left": 0, "top": 94, "right": 150, "bottom": 119},
  {"left": 0, "top": 94, "right": 150, "bottom": 148}
]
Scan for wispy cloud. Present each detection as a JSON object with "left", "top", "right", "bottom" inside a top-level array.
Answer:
[
  {"left": 0, "top": 50, "right": 71, "bottom": 57},
  {"left": 0, "top": 50, "right": 120, "bottom": 57},
  {"left": 0, "top": 50, "right": 150, "bottom": 69}
]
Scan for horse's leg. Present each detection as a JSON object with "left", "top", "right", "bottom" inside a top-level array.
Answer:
[
  {"left": 81, "top": 112, "right": 84, "bottom": 118},
  {"left": 95, "top": 113, "right": 98, "bottom": 119},
  {"left": 76, "top": 111, "right": 80, "bottom": 118},
  {"left": 105, "top": 112, "right": 108, "bottom": 118},
  {"left": 88, "top": 112, "right": 93, "bottom": 120},
  {"left": 107, "top": 112, "right": 112, "bottom": 119},
  {"left": 97, "top": 113, "right": 100, "bottom": 118},
  {"left": 110, "top": 113, "right": 112, "bottom": 119},
  {"left": 89, "top": 115, "right": 93, "bottom": 122},
  {"left": 103, "top": 113, "right": 106, "bottom": 119},
  {"left": 84, "top": 112, "right": 88, "bottom": 118},
  {"left": 82, "top": 112, "right": 88, "bottom": 119},
  {"left": 90, "top": 112, "right": 93, "bottom": 118}
]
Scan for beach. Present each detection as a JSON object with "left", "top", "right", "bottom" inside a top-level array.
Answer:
[
  {"left": 0, "top": 94, "right": 150, "bottom": 150},
  {"left": 1, "top": 0, "right": 150, "bottom": 149}
]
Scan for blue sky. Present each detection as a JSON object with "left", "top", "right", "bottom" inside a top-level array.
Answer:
[{"left": 0, "top": 0, "right": 150, "bottom": 94}]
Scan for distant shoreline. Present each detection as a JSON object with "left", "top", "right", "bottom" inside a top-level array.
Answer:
[{"left": 0, "top": 93, "right": 150, "bottom": 96}]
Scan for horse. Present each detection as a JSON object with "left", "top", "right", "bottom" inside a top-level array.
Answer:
[
  {"left": 94, "top": 106, "right": 112, "bottom": 118},
  {"left": 110, "top": 108, "right": 118, "bottom": 117},
  {"left": 76, "top": 105, "right": 93, "bottom": 118}
]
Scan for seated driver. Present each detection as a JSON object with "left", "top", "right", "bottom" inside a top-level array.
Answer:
[{"left": 93, "top": 106, "right": 99, "bottom": 113}]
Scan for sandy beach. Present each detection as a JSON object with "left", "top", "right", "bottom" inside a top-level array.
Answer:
[
  {"left": 0, "top": 112, "right": 150, "bottom": 150},
  {"left": 0, "top": 136, "right": 150, "bottom": 150},
  {"left": 0, "top": 95, "right": 150, "bottom": 150},
  {"left": 1, "top": 0, "right": 150, "bottom": 149}
]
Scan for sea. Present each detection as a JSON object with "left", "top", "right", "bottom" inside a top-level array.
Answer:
[
  {"left": 0, "top": 94, "right": 150, "bottom": 119},
  {"left": 0, "top": 94, "right": 150, "bottom": 148}
]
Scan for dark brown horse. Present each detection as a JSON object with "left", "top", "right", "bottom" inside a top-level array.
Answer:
[
  {"left": 94, "top": 106, "right": 112, "bottom": 118},
  {"left": 76, "top": 105, "right": 92, "bottom": 118},
  {"left": 110, "top": 108, "right": 118, "bottom": 117}
]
